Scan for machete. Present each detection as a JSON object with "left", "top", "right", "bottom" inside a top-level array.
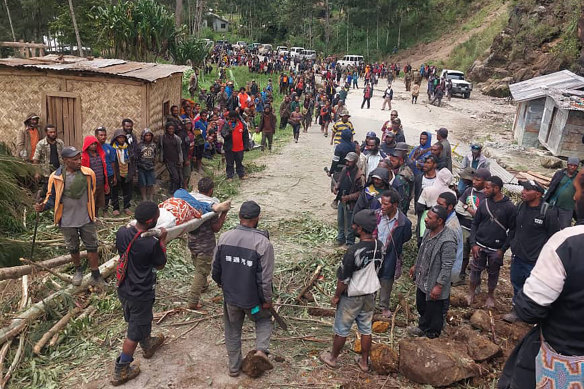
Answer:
[{"left": 269, "top": 307, "right": 288, "bottom": 331}]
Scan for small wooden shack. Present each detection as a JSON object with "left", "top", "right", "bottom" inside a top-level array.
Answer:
[
  {"left": 509, "top": 70, "right": 584, "bottom": 148},
  {"left": 203, "top": 13, "right": 229, "bottom": 32},
  {"left": 538, "top": 89, "right": 584, "bottom": 157},
  {"left": 0, "top": 55, "right": 189, "bottom": 149}
]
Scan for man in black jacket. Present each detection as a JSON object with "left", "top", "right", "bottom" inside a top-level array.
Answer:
[
  {"left": 333, "top": 152, "right": 365, "bottom": 246},
  {"left": 498, "top": 170, "right": 584, "bottom": 389},
  {"left": 212, "top": 201, "right": 275, "bottom": 378},
  {"left": 502, "top": 180, "right": 560, "bottom": 323},
  {"left": 467, "top": 176, "right": 516, "bottom": 308},
  {"left": 543, "top": 156, "right": 579, "bottom": 228}
]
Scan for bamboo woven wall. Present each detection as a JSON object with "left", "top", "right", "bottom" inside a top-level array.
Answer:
[
  {"left": 66, "top": 79, "right": 145, "bottom": 137},
  {"left": 0, "top": 71, "right": 63, "bottom": 149},
  {"left": 148, "top": 74, "right": 183, "bottom": 134}
]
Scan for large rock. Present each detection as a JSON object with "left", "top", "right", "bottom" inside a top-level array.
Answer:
[
  {"left": 370, "top": 344, "right": 399, "bottom": 375},
  {"left": 399, "top": 338, "right": 480, "bottom": 386},
  {"left": 470, "top": 310, "right": 491, "bottom": 332},
  {"left": 541, "top": 156, "right": 564, "bottom": 169},
  {"left": 453, "top": 327, "right": 501, "bottom": 362}
]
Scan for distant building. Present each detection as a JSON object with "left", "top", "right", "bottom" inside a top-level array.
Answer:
[
  {"left": 510, "top": 70, "right": 584, "bottom": 149},
  {"left": 203, "top": 13, "right": 229, "bottom": 32}
]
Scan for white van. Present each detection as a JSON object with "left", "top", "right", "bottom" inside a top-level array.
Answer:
[
  {"left": 338, "top": 54, "right": 364, "bottom": 69},
  {"left": 300, "top": 49, "right": 316, "bottom": 61},
  {"left": 290, "top": 47, "right": 305, "bottom": 58}
]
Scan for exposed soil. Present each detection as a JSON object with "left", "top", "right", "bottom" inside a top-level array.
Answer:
[
  {"left": 74, "top": 80, "right": 540, "bottom": 389},
  {"left": 390, "top": 5, "right": 509, "bottom": 66}
]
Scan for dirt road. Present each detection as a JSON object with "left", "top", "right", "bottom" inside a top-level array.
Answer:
[{"left": 88, "top": 80, "right": 517, "bottom": 389}]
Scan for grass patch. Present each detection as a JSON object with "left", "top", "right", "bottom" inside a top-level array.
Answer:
[{"left": 446, "top": 9, "right": 508, "bottom": 72}]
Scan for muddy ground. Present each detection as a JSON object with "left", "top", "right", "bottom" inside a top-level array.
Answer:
[{"left": 64, "top": 80, "right": 542, "bottom": 389}]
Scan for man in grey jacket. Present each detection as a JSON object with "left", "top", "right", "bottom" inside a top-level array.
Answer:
[
  {"left": 408, "top": 205, "right": 457, "bottom": 338},
  {"left": 212, "top": 201, "right": 275, "bottom": 378}
]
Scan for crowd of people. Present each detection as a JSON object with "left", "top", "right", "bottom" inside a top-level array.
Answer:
[{"left": 16, "top": 49, "right": 584, "bottom": 388}]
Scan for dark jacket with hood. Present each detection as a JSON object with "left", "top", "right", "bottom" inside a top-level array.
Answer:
[
  {"left": 353, "top": 167, "right": 390, "bottom": 215},
  {"left": 469, "top": 195, "right": 516, "bottom": 251},
  {"left": 137, "top": 128, "right": 157, "bottom": 171},
  {"left": 330, "top": 129, "right": 354, "bottom": 173}
]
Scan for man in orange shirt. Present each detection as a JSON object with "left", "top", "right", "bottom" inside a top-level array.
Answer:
[
  {"left": 221, "top": 111, "right": 249, "bottom": 180},
  {"left": 17, "top": 113, "right": 42, "bottom": 161},
  {"left": 237, "top": 87, "right": 251, "bottom": 111}
]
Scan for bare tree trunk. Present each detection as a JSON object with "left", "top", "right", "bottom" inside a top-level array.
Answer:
[
  {"left": 324, "top": 0, "right": 329, "bottom": 55},
  {"left": 68, "top": 0, "right": 83, "bottom": 57},
  {"left": 175, "top": 0, "right": 183, "bottom": 30},
  {"left": 3, "top": 0, "right": 16, "bottom": 42},
  {"left": 397, "top": 15, "right": 402, "bottom": 49}
]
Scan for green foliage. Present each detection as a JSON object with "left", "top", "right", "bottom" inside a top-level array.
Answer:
[
  {"left": 48, "top": 0, "right": 107, "bottom": 55},
  {"left": 169, "top": 34, "right": 210, "bottom": 67},
  {"left": 446, "top": 10, "right": 508, "bottom": 72},
  {"left": 90, "top": 0, "right": 177, "bottom": 60}
]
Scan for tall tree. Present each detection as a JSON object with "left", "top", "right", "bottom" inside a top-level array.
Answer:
[
  {"left": 68, "top": 0, "right": 83, "bottom": 56},
  {"left": 3, "top": 0, "right": 16, "bottom": 41},
  {"left": 175, "top": 0, "right": 183, "bottom": 29}
]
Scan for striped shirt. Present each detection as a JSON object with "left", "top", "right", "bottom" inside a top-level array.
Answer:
[{"left": 331, "top": 120, "right": 355, "bottom": 145}]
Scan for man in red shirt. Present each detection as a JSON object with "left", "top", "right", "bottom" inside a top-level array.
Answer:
[{"left": 220, "top": 111, "right": 249, "bottom": 180}]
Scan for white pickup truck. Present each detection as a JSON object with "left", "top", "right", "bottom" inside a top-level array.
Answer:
[{"left": 441, "top": 69, "right": 473, "bottom": 99}]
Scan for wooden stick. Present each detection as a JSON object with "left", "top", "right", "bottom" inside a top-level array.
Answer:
[
  {"left": 165, "top": 314, "right": 222, "bottom": 327},
  {"left": 488, "top": 310, "right": 498, "bottom": 344},
  {"left": 296, "top": 264, "right": 323, "bottom": 302},
  {"left": 0, "top": 252, "right": 86, "bottom": 281},
  {"left": 0, "top": 332, "right": 24, "bottom": 389},
  {"left": 20, "top": 258, "right": 72, "bottom": 284},
  {"left": 0, "top": 340, "right": 12, "bottom": 384},
  {"left": 33, "top": 307, "right": 82, "bottom": 354},
  {"left": 390, "top": 305, "right": 401, "bottom": 346}
]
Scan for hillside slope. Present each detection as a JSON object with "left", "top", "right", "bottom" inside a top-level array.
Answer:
[
  {"left": 391, "top": 0, "right": 583, "bottom": 97},
  {"left": 469, "top": 0, "right": 584, "bottom": 96}
]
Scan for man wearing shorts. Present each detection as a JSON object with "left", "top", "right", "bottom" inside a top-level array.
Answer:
[
  {"left": 112, "top": 201, "right": 167, "bottom": 385},
  {"left": 35, "top": 146, "right": 105, "bottom": 287},
  {"left": 320, "top": 209, "right": 383, "bottom": 372},
  {"left": 137, "top": 129, "right": 157, "bottom": 201}
]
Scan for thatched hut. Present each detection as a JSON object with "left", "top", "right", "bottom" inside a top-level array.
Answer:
[{"left": 0, "top": 55, "right": 189, "bottom": 149}]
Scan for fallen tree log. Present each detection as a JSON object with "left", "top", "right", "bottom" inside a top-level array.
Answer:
[
  {"left": 0, "top": 252, "right": 87, "bottom": 281},
  {"left": 296, "top": 264, "right": 323, "bottom": 302},
  {"left": 33, "top": 306, "right": 83, "bottom": 354},
  {"left": 0, "top": 213, "right": 217, "bottom": 346}
]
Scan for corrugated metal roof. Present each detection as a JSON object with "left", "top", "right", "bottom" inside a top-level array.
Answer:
[
  {"left": 0, "top": 55, "right": 190, "bottom": 82},
  {"left": 509, "top": 70, "right": 584, "bottom": 102}
]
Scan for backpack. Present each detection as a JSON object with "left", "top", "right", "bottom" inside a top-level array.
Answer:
[{"left": 348, "top": 240, "right": 381, "bottom": 296}]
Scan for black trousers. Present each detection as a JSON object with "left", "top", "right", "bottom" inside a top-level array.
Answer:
[
  {"left": 416, "top": 288, "right": 447, "bottom": 338},
  {"left": 280, "top": 116, "right": 289, "bottom": 129},
  {"left": 225, "top": 150, "right": 244, "bottom": 178},
  {"left": 166, "top": 162, "right": 182, "bottom": 194},
  {"left": 361, "top": 97, "right": 371, "bottom": 109},
  {"left": 111, "top": 176, "right": 132, "bottom": 211}
]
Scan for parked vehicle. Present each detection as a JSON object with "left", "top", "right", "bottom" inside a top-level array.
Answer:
[
  {"left": 259, "top": 44, "right": 273, "bottom": 55},
  {"left": 289, "top": 47, "right": 305, "bottom": 58},
  {"left": 440, "top": 69, "right": 473, "bottom": 99},
  {"left": 276, "top": 46, "right": 289, "bottom": 56},
  {"left": 234, "top": 41, "right": 247, "bottom": 50},
  {"left": 299, "top": 49, "right": 316, "bottom": 61},
  {"left": 337, "top": 54, "right": 364, "bottom": 69}
]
